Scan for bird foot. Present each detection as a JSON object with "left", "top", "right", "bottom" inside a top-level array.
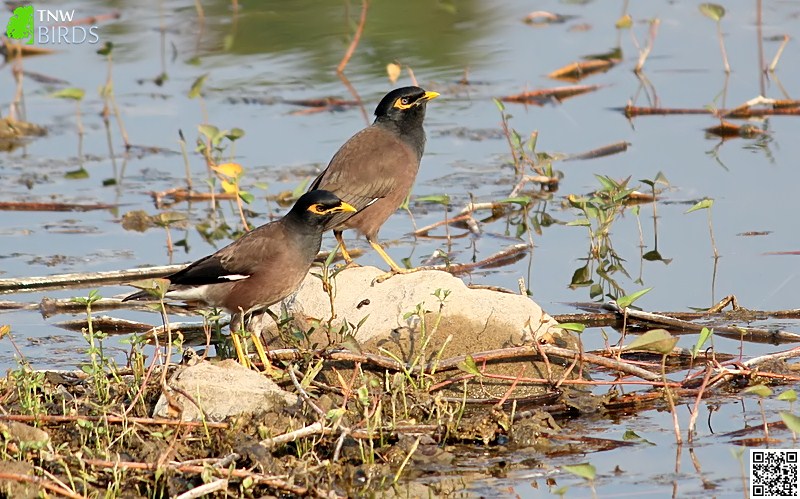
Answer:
[
  {"left": 336, "top": 260, "right": 361, "bottom": 271},
  {"left": 371, "top": 267, "right": 420, "bottom": 285}
]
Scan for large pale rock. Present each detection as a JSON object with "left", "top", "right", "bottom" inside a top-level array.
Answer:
[
  {"left": 259, "top": 266, "right": 565, "bottom": 360},
  {"left": 153, "top": 359, "right": 298, "bottom": 422}
]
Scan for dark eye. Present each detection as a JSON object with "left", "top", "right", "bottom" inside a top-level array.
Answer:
[{"left": 401, "top": 97, "right": 410, "bottom": 105}]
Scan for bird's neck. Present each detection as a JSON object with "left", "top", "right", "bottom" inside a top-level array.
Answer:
[
  {"left": 374, "top": 118, "right": 426, "bottom": 159},
  {"left": 283, "top": 215, "right": 324, "bottom": 236}
]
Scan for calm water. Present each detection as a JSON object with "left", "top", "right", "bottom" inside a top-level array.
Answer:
[{"left": 2, "top": 0, "right": 799, "bottom": 496}]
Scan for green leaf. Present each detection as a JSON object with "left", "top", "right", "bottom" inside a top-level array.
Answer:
[
  {"left": 778, "top": 390, "right": 798, "bottom": 402},
  {"left": 615, "top": 14, "right": 633, "bottom": 29},
  {"left": 188, "top": 73, "right": 208, "bottom": 99},
  {"left": 563, "top": 463, "right": 596, "bottom": 481},
  {"left": 457, "top": 355, "right": 482, "bottom": 376},
  {"left": 686, "top": 198, "right": 714, "bottom": 213},
  {"left": 52, "top": 88, "right": 85, "bottom": 101},
  {"left": 623, "top": 329, "right": 677, "bottom": 355},
  {"left": 326, "top": 407, "right": 346, "bottom": 423},
  {"left": 226, "top": 128, "right": 245, "bottom": 141},
  {"left": 127, "top": 278, "right": 171, "bottom": 298},
  {"left": 567, "top": 218, "right": 591, "bottom": 227},
  {"left": 211, "top": 129, "right": 228, "bottom": 148},
  {"left": 238, "top": 191, "right": 255, "bottom": 204},
  {"left": 559, "top": 323, "right": 586, "bottom": 333},
  {"left": 96, "top": 41, "right": 113, "bottom": 56},
  {"left": 415, "top": 194, "right": 451, "bottom": 205},
  {"left": 291, "top": 178, "right": 311, "bottom": 199},
  {"left": 654, "top": 171, "right": 669, "bottom": 186},
  {"left": 616, "top": 287, "right": 652, "bottom": 308},
  {"left": 690, "top": 327, "right": 713, "bottom": 359},
  {"left": 197, "top": 124, "right": 219, "bottom": 141},
  {"left": 570, "top": 265, "right": 591, "bottom": 287},
  {"left": 699, "top": 3, "right": 725, "bottom": 21},
  {"left": 493, "top": 98, "right": 505, "bottom": 112},
  {"left": 498, "top": 196, "right": 532, "bottom": 207},
  {"left": 594, "top": 175, "right": 618, "bottom": 192},
  {"left": 780, "top": 411, "right": 800, "bottom": 433},
  {"left": 743, "top": 384, "right": 773, "bottom": 398},
  {"left": 64, "top": 167, "right": 89, "bottom": 179}
]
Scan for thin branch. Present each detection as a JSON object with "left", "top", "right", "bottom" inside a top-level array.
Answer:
[{"left": 336, "top": 0, "right": 369, "bottom": 74}]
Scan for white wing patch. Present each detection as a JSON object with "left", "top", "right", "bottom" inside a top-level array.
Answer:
[
  {"left": 365, "top": 198, "right": 380, "bottom": 207},
  {"left": 218, "top": 274, "right": 250, "bottom": 282}
]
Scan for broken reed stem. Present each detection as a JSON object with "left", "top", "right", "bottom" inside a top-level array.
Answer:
[
  {"left": 657, "top": 353, "right": 682, "bottom": 445},
  {"left": 336, "top": 0, "right": 369, "bottom": 74},
  {"left": 687, "top": 364, "right": 713, "bottom": 443},
  {"left": 716, "top": 20, "right": 730, "bottom": 74},
  {"left": 634, "top": 18, "right": 660, "bottom": 73},
  {"left": 601, "top": 303, "right": 800, "bottom": 343},
  {"left": 623, "top": 104, "right": 800, "bottom": 118},
  {"left": 769, "top": 35, "right": 790, "bottom": 72},
  {"left": 174, "top": 478, "right": 228, "bottom": 499}
]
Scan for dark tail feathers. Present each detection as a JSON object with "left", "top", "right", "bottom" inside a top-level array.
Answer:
[{"left": 121, "top": 289, "right": 151, "bottom": 302}]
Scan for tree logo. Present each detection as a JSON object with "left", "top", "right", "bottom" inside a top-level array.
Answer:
[{"left": 6, "top": 5, "right": 35, "bottom": 45}]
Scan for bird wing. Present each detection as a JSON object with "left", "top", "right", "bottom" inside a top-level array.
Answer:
[
  {"left": 310, "top": 126, "right": 412, "bottom": 211},
  {"left": 166, "top": 223, "right": 284, "bottom": 286}
]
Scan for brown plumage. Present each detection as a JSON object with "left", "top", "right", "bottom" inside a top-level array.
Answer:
[
  {"left": 309, "top": 86, "right": 439, "bottom": 273},
  {"left": 122, "top": 190, "right": 356, "bottom": 315}
]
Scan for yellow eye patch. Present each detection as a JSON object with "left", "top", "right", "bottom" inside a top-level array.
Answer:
[
  {"left": 307, "top": 202, "right": 357, "bottom": 215},
  {"left": 392, "top": 97, "right": 415, "bottom": 110},
  {"left": 307, "top": 203, "right": 330, "bottom": 215}
]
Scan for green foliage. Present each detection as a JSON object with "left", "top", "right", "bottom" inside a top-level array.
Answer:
[
  {"left": 563, "top": 462, "right": 597, "bottom": 481},
  {"left": 699, "top": 3, "right": 725, "bottom": 22},
  {"left": 52, "top": 88, "right": 86, "bottom": 101},
  {"left": 686, "top": 198, "right": 714, "bottom": 213},
  {"left": 624, "top": 329, "right": 677, "bottom": 355},
  {"left": 616, "top": 287, "right": 652, "bottom": 308},
  {"left": 780, "top": 412, "right": 800, "bottom": 433},
  {"left": 743, "top": 384, "right": 773, "bottom": 398},
  {"left": 690, "top": 327, "right": 714, "bottom": 359}
]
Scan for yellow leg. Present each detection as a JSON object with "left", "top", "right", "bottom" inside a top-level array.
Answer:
[
  {"left": 369, "top": 239, "right": 402, "bottom": 271},
  {"left": 249, "top": 326, "right": 274, "bottom": 375},
  {"left": 335, "top": 231, "right": 354, "bottom": 264},
  {"left": 230, "top": 318, "right": 250, "bottom": 368},
  {"left": 369, "top": 238, "right": 422, "bottom": 283}
]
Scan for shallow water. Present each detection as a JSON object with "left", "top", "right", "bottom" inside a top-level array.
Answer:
[{"left": 1, "top": 0, "right": 800, "bottom": 496}]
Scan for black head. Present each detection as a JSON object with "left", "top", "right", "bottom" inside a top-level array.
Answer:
[
  {"left": 373, "top": 86, "right": 440, "bottom": 126},
  {"left": 286, "top": 190, "right": 357, "bottom": 228}
]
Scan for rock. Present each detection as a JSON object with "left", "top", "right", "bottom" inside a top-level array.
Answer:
[
  {"left": 153, "top": 359, "right": 298, "bottom": 422},
  {"left": 0, "top": 421, "right": 50, "bottom": 447},
  {"left": 257, "top": 266, "right": 569, "bottom": 359}
]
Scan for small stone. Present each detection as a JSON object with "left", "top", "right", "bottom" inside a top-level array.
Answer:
[
  {"left": 152, "top": 359, "right": 298, "bottom": 422},
  {"left": 0, "top": 420, "right": 50, "bottom": 447}
]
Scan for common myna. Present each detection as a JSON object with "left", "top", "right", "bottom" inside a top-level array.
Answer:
[
  {"left": 309, "top": 86, "right": 439, "bottom": 277},
  {"left": 122, "top": 190, "right": 356, "bottom": 316}
]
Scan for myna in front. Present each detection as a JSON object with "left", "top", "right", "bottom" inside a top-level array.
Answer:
[
  {"left": 309, "top": 86, "right": 439, "bottom": 279},
  {"left": 123, "top": 190, "right": 356, "bottom": 360}
]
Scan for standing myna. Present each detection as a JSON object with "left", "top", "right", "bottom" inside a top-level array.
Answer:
[
  {"left": 309, "top": 86, "right": 439, "bottom": 278},
  {"left": 122, "top": 190, "right": 356, "bottom": 317}
]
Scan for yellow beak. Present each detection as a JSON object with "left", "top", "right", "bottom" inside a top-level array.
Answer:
[
  {"left": 337, "top": 201, "right": 358, "bottom": 213},
  {"left": 423, "top": 91, "right": 440, "bottom": 101}
]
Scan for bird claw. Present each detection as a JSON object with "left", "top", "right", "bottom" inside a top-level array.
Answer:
[{"left": 371, "top": 267, "right": 418, "bottom": 285}]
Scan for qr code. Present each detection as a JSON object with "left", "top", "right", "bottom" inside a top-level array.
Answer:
[{"left": 751, "top": 449, "right": 799, "bottom": 498}]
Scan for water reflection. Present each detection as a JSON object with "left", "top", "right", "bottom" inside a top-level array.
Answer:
[{"left": 197, "top": 0, "right": 494, "bottom": 81}]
